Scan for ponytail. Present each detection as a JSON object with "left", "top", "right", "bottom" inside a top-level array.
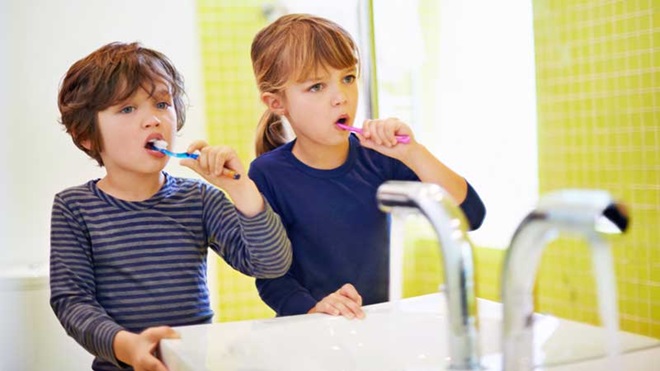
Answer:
[{"left": 255, "top": 110, "right": 290, "bottom": 157}]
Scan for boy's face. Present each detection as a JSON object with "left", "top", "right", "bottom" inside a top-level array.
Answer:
[
  {"left": 95, "top": 82, "right": 177, "bottom": 177},
  {"left": 278, "top": 66, "right": 359, "bottom": 146}
]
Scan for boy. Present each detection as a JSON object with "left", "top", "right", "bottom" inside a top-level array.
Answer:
[{"left": 51, "top": 41, "right": 291, "bottom": 371}]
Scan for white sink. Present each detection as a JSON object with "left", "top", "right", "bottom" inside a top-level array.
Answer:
[{"left": 160, "top": 293, "right": 660, "bottom": 370}]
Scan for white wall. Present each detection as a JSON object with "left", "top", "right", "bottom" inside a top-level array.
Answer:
[
  {"left": 1, "top": 1, "right": 9, "bottom": 256},
  {"left": 432, "top": 0, "right": 539, "bottom": 248},
  {"left": 1, "top": 0, "right": 207, "bottom": 266},
  {"left": 1, "top": 1, "right": 208, "bottom": 369}
]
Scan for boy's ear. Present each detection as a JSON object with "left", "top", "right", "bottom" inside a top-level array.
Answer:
[
  {"left": 80, "top": 138, "right": 92, "bottom": 151},
  {"left": 261, "top": 92, "right": 287, "bottom": 116}
]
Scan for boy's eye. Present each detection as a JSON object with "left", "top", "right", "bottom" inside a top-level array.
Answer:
[
  {"left": 343, "top": 75, "right": 356, "bottom": 84},
  {"left": 156, "top": 101, "right": 172, "bottom": 109},
  {"left": 120, "top": 106, "right": 134, "bottom": 114}
]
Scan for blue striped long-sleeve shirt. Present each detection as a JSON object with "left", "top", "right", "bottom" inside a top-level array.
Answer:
[{"left": 49, "top": 172, "right": 292, "bottom": 370}]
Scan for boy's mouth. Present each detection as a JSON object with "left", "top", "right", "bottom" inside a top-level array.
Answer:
[
  {"left": 336, "top": 116, "right": 348, "bottom": 125},
  {"left": 144, "top": 135, "right": 165, "bottom": 150}
]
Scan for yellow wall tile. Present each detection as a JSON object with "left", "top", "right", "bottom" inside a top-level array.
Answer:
[
  {"left": 197, "top": 0, "right": 275, "bottom": 322},
  {"left": 532, "top": 0, "right": 659, "bottom": 338}
]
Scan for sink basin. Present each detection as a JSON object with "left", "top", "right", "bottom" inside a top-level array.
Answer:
[{"left": 160, "top": 293, "right": 660, "bottom": 370}]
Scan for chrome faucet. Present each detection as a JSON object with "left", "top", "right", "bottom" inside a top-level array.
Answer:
[
  {"left": 377, "top": 181, "right": 481, "bottom": 370},
  {"left": 501, "top": 190, "right": 629, "bottom": 371}
]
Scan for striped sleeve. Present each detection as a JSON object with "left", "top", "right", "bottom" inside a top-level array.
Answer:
[
  {"left": 202, "top": 185, "right": 292, "bottom": 278},
  {"left": 49, "top": 192, "right": 125, "bottom": 367}
]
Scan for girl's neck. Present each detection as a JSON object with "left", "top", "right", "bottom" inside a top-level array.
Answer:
[
  {"left": 292, "top": 139, "right": 349, "bottom": 170},
  {"left": 97, "top": 171, "right": 165, "bottom": 201}
]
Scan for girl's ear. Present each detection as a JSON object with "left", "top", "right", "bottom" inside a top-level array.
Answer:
[{"left": 261, "top": 92, "right": 287, "bottom": 116}]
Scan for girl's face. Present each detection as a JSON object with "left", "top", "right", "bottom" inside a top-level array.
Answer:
[
  {"left": 95, "top": 81, "right": 177, "bottom": 178},
  {"left": 280, "top": 66, "right": 359, "bottom": 146}
]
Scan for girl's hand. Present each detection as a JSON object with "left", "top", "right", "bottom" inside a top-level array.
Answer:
[
  {"left": 114, "top": 326, "right": 180, "bottom": 371},
  {"left": 308, "top": 283, "right": 365, "bottom": 319},
  {"left": 356, "top": 118, "right": 416, "bottom": 159}
]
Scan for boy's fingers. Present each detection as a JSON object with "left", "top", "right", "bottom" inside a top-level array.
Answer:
[
  {"left": 186, "top": 139, "right": 208, "bottom": 153},
  {"left": 144, "top": 326, "right": 180, "bottom": 341}
]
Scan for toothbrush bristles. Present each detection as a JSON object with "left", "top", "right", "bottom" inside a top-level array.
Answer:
[{"left": 148, "top": 139, "right": 169, "bottom": 150}]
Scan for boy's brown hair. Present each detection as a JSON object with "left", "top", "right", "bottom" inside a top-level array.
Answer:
[{"left": 57, "top": 42, "right": 186, "bottom": 166}]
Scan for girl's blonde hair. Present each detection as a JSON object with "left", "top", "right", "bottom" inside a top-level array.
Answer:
[{"left": 251, "top": 14, "right": 359, "bottom": 156}]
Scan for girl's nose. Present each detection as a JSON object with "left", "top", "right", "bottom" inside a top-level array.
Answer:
[{"left": 332, "top": 88, "right": 348, "bottom": 106}]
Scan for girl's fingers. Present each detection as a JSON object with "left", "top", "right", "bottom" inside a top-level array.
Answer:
[
  {"left": 338, "top": 283, "right": 363, "bottom": 306},
  {"left": 315, "top": 289, "right": 364, "bottom": 319},
  {"left": 362, "top": 118, "right": 405, "bottom": 147}
]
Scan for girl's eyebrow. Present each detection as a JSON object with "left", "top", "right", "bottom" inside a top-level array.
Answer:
[
  {"left": 301, "top": 68, "right": 356, "bottom": 83},
  {"left": 300, "top": 74, "right": 326, "bottom": 83}
]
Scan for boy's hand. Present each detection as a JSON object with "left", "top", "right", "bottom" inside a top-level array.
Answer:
[
  {"left": 356, "top": 118, "right": 416, "bottom": 160},
  {"left": 114, "top": 326, "right": 180, "bottom": 371},
  {"left": 180, "top": 140, "right": 244, "bottom": 186},
  {"left": 180, "top": 139, "right": 265, "bottom": 217},
  {"left": 308, "top": 283, "right": 365, "bottom": 319}
]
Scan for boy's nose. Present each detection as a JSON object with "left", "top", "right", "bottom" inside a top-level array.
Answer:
[{"left": 144, "top": 115, "right": 161, "bottom": 127}]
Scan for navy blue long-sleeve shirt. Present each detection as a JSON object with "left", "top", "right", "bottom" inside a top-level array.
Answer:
[{"left": 249, "top": 135, "right": 485, "bottom": 316}]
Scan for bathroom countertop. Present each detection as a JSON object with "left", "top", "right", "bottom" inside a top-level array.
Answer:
[{"left": 160, "top": 293, "right": 660, "bottom": 371}]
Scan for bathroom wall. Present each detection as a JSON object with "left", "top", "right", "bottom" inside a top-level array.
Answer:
[
  {"left": 1, "top": 0, "right": 211, "bottom": 367},
  {"left": 197, "top": 0, "right": 274, "bottom": 321},
  {"left": 0, "top": 1, "right": 8, "bottom": 252},
  {"left": 407, "top": 0, "right": 660, "bottom": 338},
  {"left": 532, "top": 0, "right": 659, "bottom": 338},
  {"left": 1, "top": 0, "right": 207, "bottom": 267}
]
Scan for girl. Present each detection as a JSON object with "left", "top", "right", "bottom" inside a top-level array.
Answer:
[{"left": 248, "top": 14, "right": 485, "bottom": 320}]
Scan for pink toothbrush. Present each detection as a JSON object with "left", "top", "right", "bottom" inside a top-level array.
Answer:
[{"left": 336, "top": 123, "right": 411, "bottom": 144}]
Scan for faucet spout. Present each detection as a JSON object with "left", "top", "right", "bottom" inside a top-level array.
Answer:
[
  {"left": 377, "top": 181, "right": 481, "bottom": 370},
  {"left": 501, "top": 190, "right": 629, "bottom": 371}
]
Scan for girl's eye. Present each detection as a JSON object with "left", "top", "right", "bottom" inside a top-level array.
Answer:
[
  {"left": 343, "top": 75, "right": 356, "bottom": 84},
  {"left": 156, "top": 101, "right": 172, "bottom": 109},
  {"left": 309, "top": 83, "right": 323, "bottom": 93},
  {"left": 120, "top": 106, "right": 134, "bottom": 114}
]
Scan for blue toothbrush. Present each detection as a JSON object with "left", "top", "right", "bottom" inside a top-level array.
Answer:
[
  {"left": 147, "top": 140, "right": 240, "bottom": 179},
  {"left": 148, "top": 140, "right": 199, "bottom": 159}
]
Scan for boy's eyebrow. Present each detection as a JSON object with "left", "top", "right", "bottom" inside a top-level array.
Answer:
[{"left": 152, "top": 88, "right": 173, "bottom": 100}]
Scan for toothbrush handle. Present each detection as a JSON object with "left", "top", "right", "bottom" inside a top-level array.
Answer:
[
  {"left": 163, "top": 149, "right": 198, "bottom": 159},
  {"left": 338, "top": 124, "right": 410, "bottom": 144},
  {"left": 166, "top": 150, "right": 239, "bottom": 179},
  {"left": 394, "top": 135, "right": 411, "bottom": 144}
]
